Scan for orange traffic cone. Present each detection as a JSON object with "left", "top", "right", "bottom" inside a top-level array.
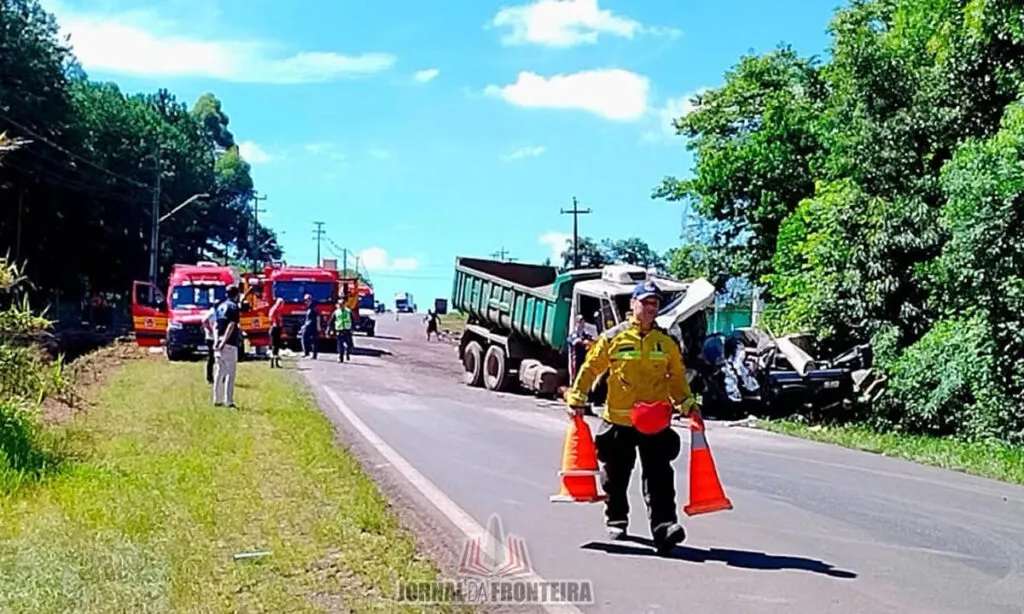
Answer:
[
  {"left": 550, "top": 414, "right": 608, "bottom": 503},
  {"left": 683, "top": 414, "right": 733, "bottom": 516}
]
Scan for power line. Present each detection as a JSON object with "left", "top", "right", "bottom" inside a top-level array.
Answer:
[
  {"left": 0, "top": 111, "right": 151, "bottom": 189},
  {"left": 560, "top": 196, "right": 592, "bottom": 269}
]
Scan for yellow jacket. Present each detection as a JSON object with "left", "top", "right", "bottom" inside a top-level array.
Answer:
[{"left": 566, "top": 316, "right": 698, "bottom": 427}]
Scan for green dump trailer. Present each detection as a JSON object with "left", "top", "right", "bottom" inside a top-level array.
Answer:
[{"left": 451, "top": 256, "right": 715, "bottom": 396}]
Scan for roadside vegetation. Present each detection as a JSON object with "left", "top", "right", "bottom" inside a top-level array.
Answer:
[
  {"left": 524, "top": 1, "right": 1024, "bottom": 483},
  {"left": 0, "top": 0, "right": 282, "bottom": 305},
  {"left": 658, "top": 0, "right": 1024, "bottom": 479},
  {"left": 758, "top": 419, "right": 1024, "bottom": 486},
  {"left": 0, "top": 255, "right": 71, "bottom": 493},
  {"left": 0, "top": 329, "right": 461, "bottom": 612},
  {"left": 438, "top": 311, "right": 467, "bottom": 334}
]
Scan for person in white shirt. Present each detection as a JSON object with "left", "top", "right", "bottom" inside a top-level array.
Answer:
[{"left": 202, "top": 304, "right": 219, "bottom": 384}]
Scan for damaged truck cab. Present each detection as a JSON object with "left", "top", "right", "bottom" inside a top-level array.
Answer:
[{"left": 451, "top": 257, "right": 716, "bottom": 396}]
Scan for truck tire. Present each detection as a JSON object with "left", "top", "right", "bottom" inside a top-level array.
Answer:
[
  {"left": 483, "top": 344, "right": 511, "bottom": 392},
  {"left": 463, "top": 341, "right": 484, "bottom": 387}
]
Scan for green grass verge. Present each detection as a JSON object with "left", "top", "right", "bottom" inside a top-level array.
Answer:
[
  {"left": 0, "top": 356, "right": 471, "bottom": 613},
  {"left": 758, "top": 419, "right": 1024, "bottom": 486},
  {"left": 438, "top": 313, "right": 466, "bottom": 332}
]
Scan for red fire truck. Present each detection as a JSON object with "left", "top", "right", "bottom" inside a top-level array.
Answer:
[
  {"left": 263, "top": 264, "right": 339, "bottom": 347},
  {"left": 130, "top": 262, "right": 270, "bottom": 360}
]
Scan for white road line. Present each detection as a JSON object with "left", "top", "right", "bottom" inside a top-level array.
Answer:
[{"left": 323, "top": 386, "right": 585, "bottom": 614}]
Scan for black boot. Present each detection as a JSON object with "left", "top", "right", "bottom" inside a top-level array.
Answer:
[
  {"left": 605, "top": 520, "right": 628, "bottom": 541},
  {"left": 652, "top": 522, "right": 686, "bottom": 555}
]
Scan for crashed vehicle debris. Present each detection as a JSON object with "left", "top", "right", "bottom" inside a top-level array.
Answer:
[{"left": 687, "top": 327, "right": 886, "bottom": 420}]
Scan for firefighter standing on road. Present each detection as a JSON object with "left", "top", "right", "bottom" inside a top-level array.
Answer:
[
  {"left": 329, "top": 298, "right": 354, "bottom": 362},
  {"left": 565, "top": 279, "right": 700, "bottom": 554}
]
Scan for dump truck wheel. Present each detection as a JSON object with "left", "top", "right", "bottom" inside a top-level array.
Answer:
[
  {"left": 483, "top": 344, "right": 510, "bottom": 391},
  {"left": 463, "top": 340, "right": 484, "bottom": 387}
]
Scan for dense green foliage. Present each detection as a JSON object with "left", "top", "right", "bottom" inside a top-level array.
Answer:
[
  {"left": 0, "top": 0, "right": 281, "bottom": 301},
  {"left": 658, "top": 0, "right": 1024, "bottom": 443},
  {"left": 0, "top": 254, "right": 67, "bottom": 493}
]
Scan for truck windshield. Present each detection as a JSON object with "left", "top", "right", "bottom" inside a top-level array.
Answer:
[
  {"left": 273, "top": 280, "right": 335, "bottom": 304},
  {"left": 170, "top": 284, "right": 226, "bottom": 309}
]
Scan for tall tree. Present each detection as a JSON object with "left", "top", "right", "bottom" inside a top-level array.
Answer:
[
  {"left": 0, "top": 0, "right": 283, "bottom": 300},
  {"left": 653, "top": 46, "right": 828, "bottom": 288}
]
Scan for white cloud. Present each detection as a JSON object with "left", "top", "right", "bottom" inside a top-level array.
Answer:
[
  {"left": 358, "top": 247, "right": 419, "bottom": 271},
  {"left": 369, "top": 148, "right": 391, "bottom": 159},
  {"left": 47, "top": 3, "right": 396, "bottom": 83},
  {"left": 413, "top": 68, "right": 440, "bottom": 83},
  {"left": 501, "top": 145, "right": 546, "bottom": 161},
  {"left": 538, "top": 231, "right": 571, "bottom": 263},
  {"left": 490, "top": 0, "right": 679, "bottom": 48},
  {"left": 642, "top": 87, "right": 710, "bottom": 143},
  {"left": 305, "top": 142, "right": 346, "bottom": 160},
  {"left": 238, "top": 140, "right": 271, "bottom": 164},
  {"left": 484, "top": 69, "right": 650, "bottom": 121}
]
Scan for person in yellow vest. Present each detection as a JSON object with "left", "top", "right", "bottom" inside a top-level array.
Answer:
[
  {"left": 329, "top": 299, "right": 354, "bottom": 363},
  {"left": 565, "top": 279, "right": 701, "bottom": 555}
]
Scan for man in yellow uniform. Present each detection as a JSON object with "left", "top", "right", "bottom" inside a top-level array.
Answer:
[{"left": 565, "top": 279, "right": 700, "bottom": 554}]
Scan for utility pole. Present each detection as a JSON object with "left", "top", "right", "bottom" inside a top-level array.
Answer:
[
  {"left": 313, "top": 222, "right": 326, "bottom": 266},
  {"left": 491, "top": 247, "right": 516, "bottom": 262},
  {"left": 148, "top": 138, "right": 162, "bottom": 302},
  {"left": 560, "top": 196, "right": 591, "bottom": 269},
  {"left": 251, "top": 192, "right": 267, "bottom": 272},
  {"left": 343, "top": 248, "right": 348, "bottom": 275}
]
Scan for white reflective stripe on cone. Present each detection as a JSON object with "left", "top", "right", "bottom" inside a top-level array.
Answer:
[{"left": 691, "top": 429, "right": 708, "bottom": 451}]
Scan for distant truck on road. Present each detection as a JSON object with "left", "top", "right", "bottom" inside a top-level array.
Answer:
[
  {"left": 450, "top": 257, "right": 715, "bottom": 396},
  {"left": 394, "top": 292, "right": 415, "bottom": 313}
]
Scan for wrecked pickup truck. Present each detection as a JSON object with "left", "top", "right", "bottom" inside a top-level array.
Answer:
[{"left": 688, "top": 327, "right": 886, "bottom": 420}]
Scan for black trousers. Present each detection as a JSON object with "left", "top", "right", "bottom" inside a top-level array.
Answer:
[
  {"left": 269, "top": 326, "right": 282, "bottom": 355},
  {"left": 205, "top": 339, "right": 215, "bottom": 383},
  {"left": 593, "top": 419, "right": 682, "bottom": 539},
  {"left": 336, "top": 329, "right": 353, "bottom": 360}
]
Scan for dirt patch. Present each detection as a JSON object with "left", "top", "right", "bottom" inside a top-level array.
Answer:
[{"left": 40, "top": 339, "right": 151, "bottom": 426}]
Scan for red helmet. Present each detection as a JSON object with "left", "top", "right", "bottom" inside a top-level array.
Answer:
[{"left": 631, "top": 400, "right": 673, "bottom": 435}]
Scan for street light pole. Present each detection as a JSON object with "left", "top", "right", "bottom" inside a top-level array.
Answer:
[{"left": 149, "top": 192, "right": 210, "bottom": 291}]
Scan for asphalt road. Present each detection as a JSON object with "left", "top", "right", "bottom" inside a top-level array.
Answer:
[{"left": 299, "top": 314, "right": 1024, "bottom": 614}]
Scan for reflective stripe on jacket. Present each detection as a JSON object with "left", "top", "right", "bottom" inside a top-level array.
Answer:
[{"left": 566, "top": 316, "right": 697, "bottom": 427}]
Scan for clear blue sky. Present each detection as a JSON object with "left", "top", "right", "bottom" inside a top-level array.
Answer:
[{"left": 45, "top": 0, "right": 841, "bottom": 308}]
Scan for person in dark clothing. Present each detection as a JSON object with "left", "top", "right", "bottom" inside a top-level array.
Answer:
[
  {"left": 425, "top": 310, "right": 440, "bottom": 341},
  {"left": 300, "top": 293, "right": 319, "bottom": 359},
  {"left": 567, "top": 315, "right": 594, "bottom": 385},
  {"left": 202, "top": 304, "right": 219, "bottom": 383},
  {"left": 268, "top": 298, "right": 284, "bottom": 368}
]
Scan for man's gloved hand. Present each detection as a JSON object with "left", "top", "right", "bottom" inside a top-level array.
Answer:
[{"left": 566, "top": 404, "right": 585, "bottom": 418}]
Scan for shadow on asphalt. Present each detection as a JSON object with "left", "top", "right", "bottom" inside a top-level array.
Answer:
[
  {"left": 351, "top": 347, "right": 393, "bottom": 357},
  {"left": 581, "top": 537, "right": 858, "bottom": 579},
  {"left": 363, "top": 334, "right": 403, "bottom": 341}
]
